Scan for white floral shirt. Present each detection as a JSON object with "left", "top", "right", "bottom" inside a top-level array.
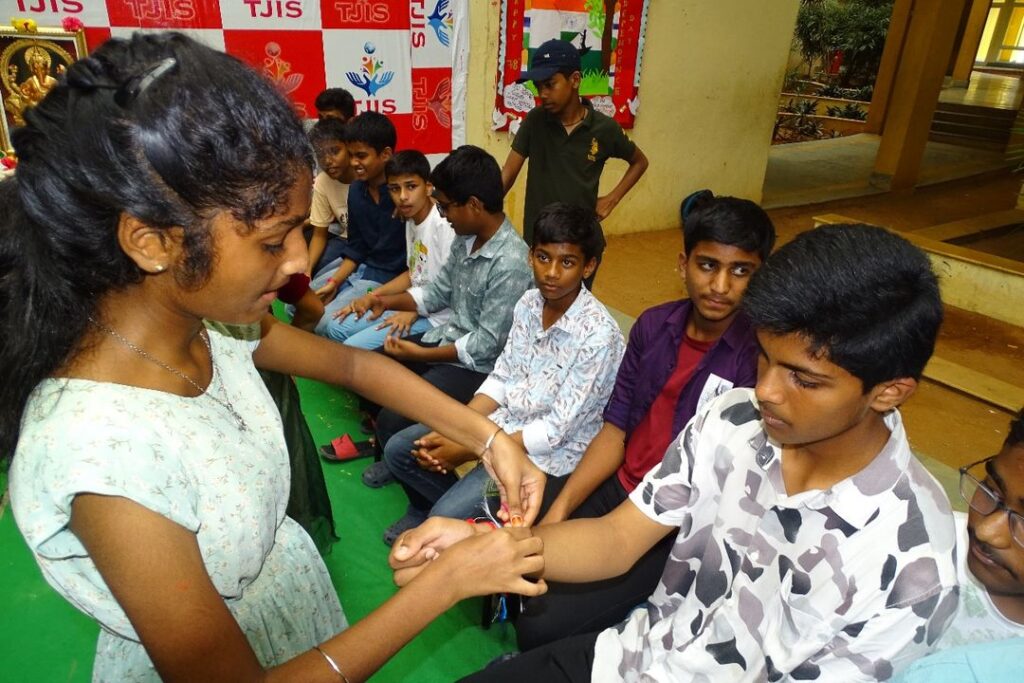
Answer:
[{"left": 477, "top": 287, "right": 624, "bottom": 476}]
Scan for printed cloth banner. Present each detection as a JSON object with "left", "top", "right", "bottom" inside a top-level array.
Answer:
[
  {"left": 494, "top": 0, "right": 650, "bottom": 132},
  {"left": 1, "top": 0, "right": 468, "bottom": 161}
]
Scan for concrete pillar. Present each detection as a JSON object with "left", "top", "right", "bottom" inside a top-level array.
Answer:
[
  {"left": 871, "top": 0, "right": 970, "bottom": 191},
  {"left": 865, "top": 0, "right": 914, "bottom": 135},
  {"left": 951, "top": 0, "right": 992, "bottom": 86}
]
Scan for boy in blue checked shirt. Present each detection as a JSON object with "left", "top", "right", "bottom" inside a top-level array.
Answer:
[
  {"left": 359, "top": 145, "right": 533, "bottom": 490},
  {"left": 380, "top": 203, "right": 625, "bottom": 545}
]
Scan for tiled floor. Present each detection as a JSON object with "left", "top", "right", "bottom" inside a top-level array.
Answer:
[
  {"left": 941, "top": 71, "right": 1024, "bottom": 111},
  {"left": 762, "top": 134, "right": 1008, "bottom": 209}
]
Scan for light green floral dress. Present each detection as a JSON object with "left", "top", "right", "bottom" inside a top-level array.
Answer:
[{"left": 9, "top": 326, "right": 347, "bottom": 681}]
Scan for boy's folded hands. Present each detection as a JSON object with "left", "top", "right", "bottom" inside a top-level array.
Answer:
[{"left": 412, "top": 431, "right": 476, "bottom": 473}]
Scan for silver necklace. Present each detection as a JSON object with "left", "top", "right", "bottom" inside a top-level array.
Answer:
[{"left": 89, "top": 317, "right": 248, "bottom": 431}]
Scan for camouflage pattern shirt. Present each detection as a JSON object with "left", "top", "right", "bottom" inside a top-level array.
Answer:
[{"left": 594, "top": 388, "right": 959, "bottom": 682}]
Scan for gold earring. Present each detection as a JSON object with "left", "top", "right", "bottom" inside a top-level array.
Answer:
[{"left": 154, "top": 264, "right": 165, "bottom": 273}]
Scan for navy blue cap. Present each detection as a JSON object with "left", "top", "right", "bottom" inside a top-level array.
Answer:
[{"left": 517, "top": 39, "right": 582, "bottom": 83}]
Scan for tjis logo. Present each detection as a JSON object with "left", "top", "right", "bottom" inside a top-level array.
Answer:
[{"left": 348, "top": 42, "right": 397, "bottom": 114}]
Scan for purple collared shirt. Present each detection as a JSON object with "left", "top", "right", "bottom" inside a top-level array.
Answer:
[{"left": 602, "top": 299, "right": 758, "bottom": 446}]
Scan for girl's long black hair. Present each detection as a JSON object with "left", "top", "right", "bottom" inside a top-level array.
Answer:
[{"left": 0, "top": 32, "right": 313, "bottom": 465}]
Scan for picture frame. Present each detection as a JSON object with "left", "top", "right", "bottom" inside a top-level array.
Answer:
[{"left": 0, "top": 26, "right": 87, "bottom": 153}]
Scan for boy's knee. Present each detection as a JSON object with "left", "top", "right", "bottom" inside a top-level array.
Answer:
[
  {"left": 324, "top": 316, "right": 359, "bottom": 342},
  {"left": 514, "top": 605, "right": 560, "bottom": 652},
  {"left": 383, "top": 439, "right": 414, "bottom": 469},
  {"left": 382, "top": 425, "right": 427, "bottom": 473},
  {"left": 313, "top": 313, "right": 333, "bottom": 338}
]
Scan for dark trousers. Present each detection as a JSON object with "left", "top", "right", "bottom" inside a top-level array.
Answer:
[
  {"left": 514, "top": 473, "right": 677, "bottom": 652},
  {"left": 373, "top": 333, "right": 487, "bottom": 467},
  {"left": 458, "top": 631, "right": 599, "bottom": 682}
]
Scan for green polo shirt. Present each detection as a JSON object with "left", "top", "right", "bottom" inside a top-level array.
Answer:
[{"left": 512, "top": 99, "right": 636, "bottom": 243}]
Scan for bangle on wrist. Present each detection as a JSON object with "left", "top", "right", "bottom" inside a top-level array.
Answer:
[
  {"left": 313, "top": 645, "right": 350, "bottom": 683},
  {"left": 478, "top": 425, "right": 503, "bottom": 459}
]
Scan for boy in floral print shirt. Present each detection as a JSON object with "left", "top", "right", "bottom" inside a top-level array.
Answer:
[
  {"left": 394, "top": 224, "right": 959, "bottom": 682},
  {"left": 381, "top": 203, "right": 624, "bottom": 542}
]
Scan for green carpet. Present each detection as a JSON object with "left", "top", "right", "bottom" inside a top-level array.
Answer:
[{"left": 0, "top": 377, "right": 514, "bottom": 682}]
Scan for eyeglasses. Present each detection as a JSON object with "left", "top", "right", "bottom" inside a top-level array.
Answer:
[
  {"left": 433, "top": 198, "right": 463, "bottom": 218},
  {"left": 959, "top": 455, "right": 1024, "bottom": 549}
]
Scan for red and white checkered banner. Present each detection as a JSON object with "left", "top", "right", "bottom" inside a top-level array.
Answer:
[{"left": 3, "top": 0, "right": 468, "bottom": 158}]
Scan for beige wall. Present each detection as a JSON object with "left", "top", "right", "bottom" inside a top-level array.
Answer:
[{"left": 463, "top": 1, "right": 800, "bottom": 236}]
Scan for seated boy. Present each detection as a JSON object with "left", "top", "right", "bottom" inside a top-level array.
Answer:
[
  {"left": 359, "top": 145, "right": 533, "bottom": 487},
  {"left": 381, "top": 203, "right": 625, "bottom": 544},
  {"left": 394, "top": 224, "right": 959, "bottom": 682},
  {"left": 326, "top": 149, "right": 455, "bottom": 350},
  {"left": 306, "top": 118, "right": 354, "bottom": 276},
  {"left": 516, "top": 192, "right": 775, "bottom": 650},
  {"left": 313, "top": 112, "right": 407, "bottom": 330},
  {"left": 315, "top": 87, "right": 355, "bottom": 122},
  {"left": 892, "top": 408, "right": 1024, "bottom": 683}
]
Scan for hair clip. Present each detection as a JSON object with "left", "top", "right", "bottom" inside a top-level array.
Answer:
[{"left": 113, "top": 57, "right": 177, "bottom": 108}]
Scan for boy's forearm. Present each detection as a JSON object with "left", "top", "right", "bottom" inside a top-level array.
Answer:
[
  {"left": 307, "top": 225, "right": 328, "bottom": 274},
  {"left": 414, "top": 343, "right": 459, "bottom": 363},
  {"left": 331, "top": 258, "right": 358, "bottom": 284},
  {"left": 533, "top": 501, "right": 668, "bottom": 582},
  {"left": 377, "top": 291, "right": 418, "bottom": 312},
  {"left": 544, "top": 423, "right": 626, "bottom": 522},
  {"left": 372, "top": 271, "right": 412, "bottom": 297},
  {"left": 606, "top": 146, "right": 649, "bottom": 203},
  {"left": 290, "top": 289, "right": 325, "bottom": 332},
  {"left": 501, "top": 151, "right": 526, "bottom": 195},
  {"left": 467, "top": 393, "right": 501, "bottom": 416}
]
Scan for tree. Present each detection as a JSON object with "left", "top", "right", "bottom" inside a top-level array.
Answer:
[
  {"left": 584, "top": 0, "right": 617, "bottom": 75},
  {"left": 794, "top": 0, "right": 893, "bottom": 85}
]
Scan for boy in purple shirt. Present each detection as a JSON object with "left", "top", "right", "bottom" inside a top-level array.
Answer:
[{"left": 517, "top": 191, "right": 776, "bottom": 650}]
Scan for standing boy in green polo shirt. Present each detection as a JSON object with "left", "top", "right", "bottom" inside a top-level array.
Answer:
[{"left": 501, "top": 38, "right": 648, "bottom": 247}]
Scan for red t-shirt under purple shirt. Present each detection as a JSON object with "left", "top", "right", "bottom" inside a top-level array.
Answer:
[{"left": 617, "top": 333, "right": 713, "bottom": 492}]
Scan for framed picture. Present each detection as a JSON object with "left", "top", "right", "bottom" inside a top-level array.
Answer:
[{"left": 0, "top": 27, "right": 87, "bottom": 153}]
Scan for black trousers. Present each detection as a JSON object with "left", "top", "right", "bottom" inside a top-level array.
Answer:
[
  {"left": 514, "top": 473, "right": 677, "bottom": 651},
  {"left": 372, "top": 333, "right": 487, "bottom": 457},
  {"left": 457, "top": 631, "right": 599, "bottom": 682}
]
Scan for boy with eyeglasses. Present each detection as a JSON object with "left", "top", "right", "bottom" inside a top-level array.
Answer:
[{"left": 893, "top": 409, "right": 1024, "bottom": 683}]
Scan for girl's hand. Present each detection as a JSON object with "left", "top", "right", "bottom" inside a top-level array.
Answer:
[
  {"left": 389, "top": 517, "right": 477, "bottom": 585},
  {"left": 482, "top": 431, "right": 546, "bottom": 527}
]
